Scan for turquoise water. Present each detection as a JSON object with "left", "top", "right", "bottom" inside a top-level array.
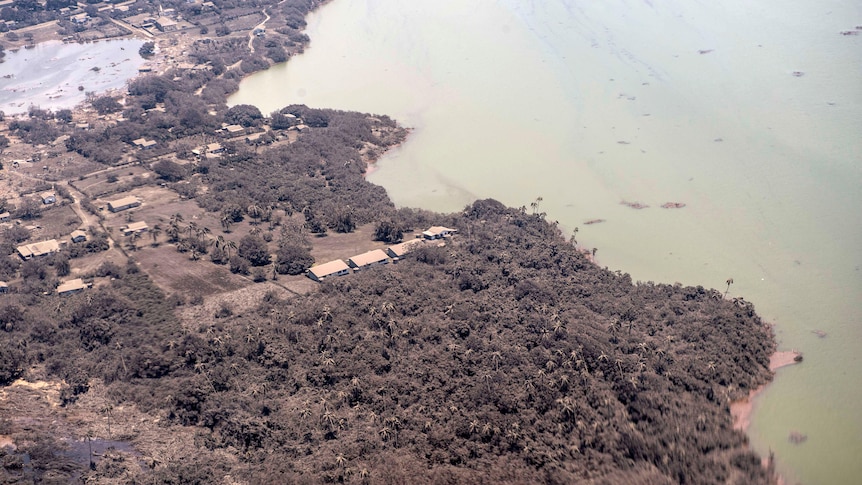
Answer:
[
  {"left": 229, "top": 1, "right": 862, "bottom": 482},
  {"left": 0, "top": 39, "right": 144, "bottom": 114}
]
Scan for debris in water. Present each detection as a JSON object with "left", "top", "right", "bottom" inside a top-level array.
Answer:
[
  {"left": 583, "top": 219, "right": 605, "bottom": 225},
  {"left": 661, "top": 202, "right": 686, "bottom": 209},
  {"left": 791, "top": 71, "right": 805, "bottom": 77},
  {"left": 621, "top": 200, "right": 649, "bottom": 209},
  {"left": 788, "top": 431, "right": 807, "bottom": 444},
  {"left": 811, "top": 329, "right": 827, "bottom": 338}
]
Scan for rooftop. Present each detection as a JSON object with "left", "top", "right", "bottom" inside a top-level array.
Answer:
[
  {"left": 349, "top": 249, "right": 390, "bottom": 267},
  {"left": 309, "top": 259, "right": 351, "bottom": 278}
]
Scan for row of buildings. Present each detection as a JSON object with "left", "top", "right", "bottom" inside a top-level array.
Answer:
[{"left": 307, "top": 226, "right": 457, "bottom": 282}]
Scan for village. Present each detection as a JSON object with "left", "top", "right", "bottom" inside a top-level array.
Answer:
[{"left": 0, "top": 93, "right": 445, "bottom": 306}]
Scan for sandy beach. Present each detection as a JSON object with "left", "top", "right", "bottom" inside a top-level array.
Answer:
[{"left": 731, "top": 350, "right": 802, "bottom": 432}]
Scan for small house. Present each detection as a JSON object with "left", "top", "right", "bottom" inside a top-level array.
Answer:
[
  {"left": 41, "top": 192, "right": 56, "bottom": 204},
  {"left": 133, "top": 138, "right": 157, "bottom": 150},
  {"left": 225, "top": 124, "right": 245, "bottom": 135},
  {"left": 308, "top": 259, "right": 351, "bottom": 282},
  {"left": 0, "top": 281, "right": 8, "bottom": 293},
  {"left": 386, "top": 239, "right": 425, "bottom": 260},
  {"left": 206, "top": 143, "right": 224, "bottom": 154},
  {"left": 17, "top": 239, "right": 60, "bottom": 260},
  {"left": 107, "top": 196, "right": 141, "bottom": 213},
  {"left": 57, "top": 278, "right": 88, "bottom": 296},
  {"left": 347, "top": 249, "right": 390, "bottom": 271},
  {"left": 0, "top": 211, "right": 10, "bottom": 222},
  {"left": 422, "top": 226, "right": 458, "bottom": 240},
  {"left": 70, "top": 230, "right": 88, "bottom": 243},
  {"left": 154, "top": 17, "right": 178, "bottom": 32},
  {"left": 120, "top": 221, "right": 148, "bottom": 236},
  {"left": 70, "top": 13, "right": 89, "bottom": 24},
  {"left": 245, "top": 132, "right": 263, "bottom": 144}
]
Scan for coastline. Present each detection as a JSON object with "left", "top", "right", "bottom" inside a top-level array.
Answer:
[
  {"left": 731, "top": 350, "right": 802, "bottom": 433},
  {"left": 0, "top": 2, "right": 804, "bottom": 482}
]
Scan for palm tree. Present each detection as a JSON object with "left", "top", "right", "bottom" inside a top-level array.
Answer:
[
  {"left": 248, "top": 204, "right": 262, "bottom": 225},
  {"left": 220, "top": 213, "right": 232, "bottom": 233},
  {"left": 570, "top": 226, "right": 579, "bottom": 245},
  {"left": 224, "top": 239, "right": 237, "bottom": 260},
  {"left": 491, "top": 351, "right": 502, "bottom": 371},
  {"left": 167, "top": 213, "right": 183, "bottom": 242},
  {"left": 725, "top": 277, "right": 734, "bottom": 297},
  {"left": 150, "top": 224, "right": 162, "bottom": 246},
  {"left": 557, "top": 396, "right": 575, "bottom": 419},
  {"left": 637, "top": 342, "right": 649, "bottom": 356},
  {"left": 530, "top": 196, "right": 543, "bottom": 214},
  {"left": 196, "top": 225, "right": 211, "bottom": 241},
  {"left": 127, "top": 232, "right": 140, "bottom": 251},
  {"left": 186, "top": 220, "right": 198, "bottom": 240}
]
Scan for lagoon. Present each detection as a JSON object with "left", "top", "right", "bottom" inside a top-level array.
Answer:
[
  {"left": 229, "top": 1, "right": 862, "bottom": 483},
  {"left": 0, "top": 38, "right": 144, "bottom": 115}
]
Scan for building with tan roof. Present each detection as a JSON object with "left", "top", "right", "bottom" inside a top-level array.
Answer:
[
  {"left": 347, "top": 249, "right": 390, "bottom": 271},
  {"left": 422, "top": 226, "right": 458, "bottom": 240},
  {"left": 107, "top": 196, "right": 141, "bottom": 212},
  {"left": 386, "top": 239, "right": 425, "bottom": 259},
  {"left": 57, "top": 278, "right": 88, "bottom": 296},
  {"left": 308, "top": 259, "right": 351, "bottom": 282},
  {"left": 17, "top": 239, "right": 60, "bottom": 260}
]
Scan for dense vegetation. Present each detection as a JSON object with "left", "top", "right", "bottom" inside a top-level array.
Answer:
[
  {"left": 0, "top": 200, "right": 777, "bottom": 484},
  {"left": 0, "top": 0, "right": 778, "bottom": 483}
]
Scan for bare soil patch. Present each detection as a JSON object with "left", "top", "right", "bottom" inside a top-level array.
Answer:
[{"left": 309, "top": 223, "right": 409, "bottom": 264}]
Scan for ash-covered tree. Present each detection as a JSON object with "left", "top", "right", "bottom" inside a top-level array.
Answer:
[
  {"left": 152, "top": 160, "right": 187, "bottom": 182},
  {"left": 238, "top": 234, "right": 270, "bottom": 266},
  {"left": 274, "top": 244, "right": 313, "bottom": 275},
  {"left": 139, "top": 41, "right": 155, "bottom": 58},
  {"left": 91, "top": 96, "right": 122, "bottom": 115},
  {"left": 225, "top": 104, "right": 263, "bottom": 128},
  {"left": 374, "top": 220, "right": 403, "bottom": 243},
  {"left": 332, "top": 207, "right": 356, "bottom": 233}
]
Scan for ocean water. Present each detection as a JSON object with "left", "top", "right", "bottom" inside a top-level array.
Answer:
[
  {"left": 229, "top": 1, "right": 862, "bottom": 482},
  {"left": 0, "top": 39, "right": 144, "bottom": 114}
]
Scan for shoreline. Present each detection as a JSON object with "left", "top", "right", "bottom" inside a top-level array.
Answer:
[{"left": 730, "top": 350, "right": 802, "bottom": 433}]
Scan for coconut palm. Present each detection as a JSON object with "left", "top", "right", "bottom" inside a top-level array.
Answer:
[
  {"left": 725, "top": 277, "right": 734, "bottom": 297},
  {"left": 224, "top": 239, "right": 237, "bottom": 259},
  {"left": 491, "top": 351, "right": 502, "bottom": 371},
  {"left": 557, "top": 396, "right": 575, "bottom": 419},
  {"left": 220, "top": 213, "right": 232, "bottom": 233},
  {"left": 248, "top": 204, "right": 262, "bottom": 225},
  {"left": 150, "top": 224, "right": 162, "bottom": 246},
  {"left": 707, "top": 361, "right": 717, "bottom": 374}
]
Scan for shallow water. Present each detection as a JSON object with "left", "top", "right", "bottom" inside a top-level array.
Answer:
[
  {"left": 229, "top": 1, "right": 862, "bottom": 482},
  {"left": 0, "top": 39, "right": 144, "bottom": 114}
]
